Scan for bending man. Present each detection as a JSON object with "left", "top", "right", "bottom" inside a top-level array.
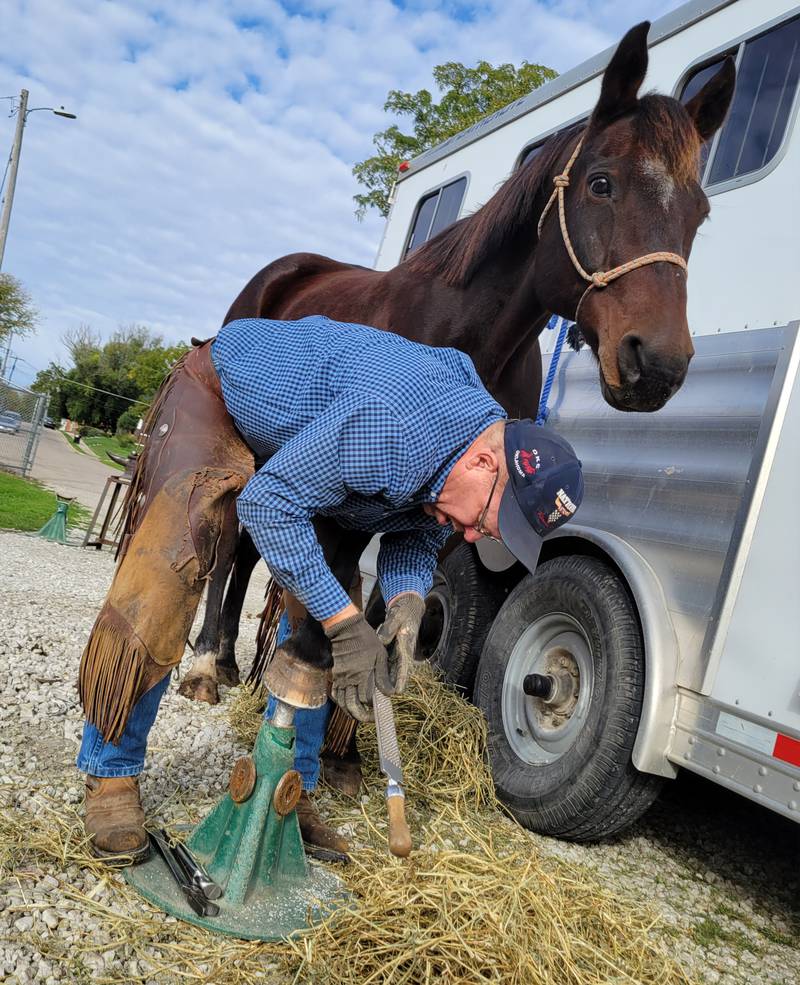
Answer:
[{"left": 77, "top": 315, "right": 583, "bottom": 861}]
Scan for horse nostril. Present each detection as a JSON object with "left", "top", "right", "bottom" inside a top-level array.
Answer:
[{"left": 618, "top": 333, "right": 646, "bottom": 385}]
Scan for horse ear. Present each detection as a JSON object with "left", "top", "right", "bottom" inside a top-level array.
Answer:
[
  {"left": 590, "top": 21, "right": 650, "bottom": 129},
  {"left": 683, "top": 56, "right": 736, "bottom": 142}
]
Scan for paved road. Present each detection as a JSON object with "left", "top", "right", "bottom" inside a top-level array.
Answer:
[{"left": 29, "top": 429, "right": 116, "bottom": 510}]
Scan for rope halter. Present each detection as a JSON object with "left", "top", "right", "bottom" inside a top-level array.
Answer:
[{"left": 536, "top": 135, "right": 689, "bottom": 324}]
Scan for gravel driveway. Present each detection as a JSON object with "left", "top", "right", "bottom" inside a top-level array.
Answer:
[{"left": 0, "top": 531, "right": 797, "bottom": 984}]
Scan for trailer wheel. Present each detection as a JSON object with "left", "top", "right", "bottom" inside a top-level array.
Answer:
[
  {"left": 416, "top": 542, "right": 509, "bottom": 697},
  {"left": 474, "top": 555, "right": 663, "bottom": 841}
]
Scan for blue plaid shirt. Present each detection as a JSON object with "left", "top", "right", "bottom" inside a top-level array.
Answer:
[{"left": 211, "top": 317, "right": 505, "bottom": 620}]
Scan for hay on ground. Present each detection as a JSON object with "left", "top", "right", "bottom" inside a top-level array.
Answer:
[{"left": 1, "top": 667, "right": 693, "bottom": 985}]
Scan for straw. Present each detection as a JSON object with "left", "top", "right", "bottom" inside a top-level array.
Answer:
[{"left": 1, "top": 667, "right": 694, "bottom": 985}]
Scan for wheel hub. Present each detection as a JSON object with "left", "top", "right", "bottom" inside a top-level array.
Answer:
[
  {"left": 533, "top": 647, "right": 580, "bottom": 729},
  {"left": 501, "top": 613, "right": 593, "bottom": 765}
]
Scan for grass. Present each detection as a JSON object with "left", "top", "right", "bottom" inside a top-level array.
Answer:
[
  {"left": 83, "top": 434, "right": 137, "bottom": 470},
  {"left": 713, "top": 901, "right": 800, "bottom": 951},
  {"left": 692, "top": 916, "right": 756, "bottom": 953},
  {"left": 0, "top": 469, "right": 91, "bottom": 531}
]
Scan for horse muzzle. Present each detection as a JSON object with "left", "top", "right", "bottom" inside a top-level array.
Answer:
[{"left": 601, "top": 338, "right": 690, "bottom": 412}]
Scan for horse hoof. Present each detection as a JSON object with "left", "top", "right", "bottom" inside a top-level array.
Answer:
[
  {"left": 320, "top": 754, "right": 363, "bottom": 797},
  {"left": 178, "top": 674, "right": 219, "bottom": 705},
  {"left": 216, "top": 664, "right": 240, "bottom": 688}
]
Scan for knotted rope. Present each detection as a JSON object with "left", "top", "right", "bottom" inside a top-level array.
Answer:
[{"left": 537, "top": 135, "right": 688, "bottom": 323}]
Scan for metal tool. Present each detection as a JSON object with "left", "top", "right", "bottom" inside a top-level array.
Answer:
[
  {"left": 373, "top": 689, "right": 412, "bottom": 858},
  {"left": 149, "top": 830, "right": 220, "bottom": 918},
  {"left": 158, "top": 829, "right": 223, "bottom": 900}
]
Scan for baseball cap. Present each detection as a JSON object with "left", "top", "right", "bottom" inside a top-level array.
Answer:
[{"left": 497, "top": 420, "right": 584, "bottom": 573}]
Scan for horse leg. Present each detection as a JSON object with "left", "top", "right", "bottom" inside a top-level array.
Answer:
[
  {"left": 177, "top": 505, "right": 240, "bottom": 705},
  {"left": 274, "top": 523, "right": 369, "bottom": 796},
  {"left": 215, "top": 528, "right": 261, "bottom": 686}
]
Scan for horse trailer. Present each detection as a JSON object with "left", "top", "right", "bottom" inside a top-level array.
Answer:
[{"left": 362, "top": 0, "right": 800, "bottom": 839}]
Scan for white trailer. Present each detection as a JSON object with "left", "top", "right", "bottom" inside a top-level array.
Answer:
[{"left": 364, "top": 0, "right": 800, "bottom": 839}]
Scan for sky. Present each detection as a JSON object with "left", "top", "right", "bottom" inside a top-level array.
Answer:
[{"left": 0, "top": 0, "right": 681, "bottom": 388}]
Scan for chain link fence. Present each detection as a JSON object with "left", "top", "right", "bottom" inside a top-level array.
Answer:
[{"left": 0, "top": 378, "right": 47, "bottom": 476}]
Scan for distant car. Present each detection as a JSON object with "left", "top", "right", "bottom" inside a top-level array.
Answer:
[
  {"left": 43, "top": 415, "right": 56, "bottom": 429},
  {"left": 0, "top": 410, "right": 22, "bottom": 433}
]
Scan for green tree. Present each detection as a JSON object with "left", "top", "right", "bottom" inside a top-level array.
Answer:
[
  {"left": 115, "top": 407, "right": 142, "bottom": 434},
  {"left": 31, "top": 325, "right": 189, "bottom": 431},
  {"left": 353, "top": 59, "right": 558, "bottom": 219},
  {"left": 0, "top": 273, "right": 38, "bottom": 346}
]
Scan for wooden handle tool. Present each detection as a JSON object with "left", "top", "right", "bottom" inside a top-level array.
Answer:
[{"left": 373, "top": 689, "right": 412, "bottom": 858}]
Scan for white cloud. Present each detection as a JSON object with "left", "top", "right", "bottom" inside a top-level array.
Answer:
[{"left": 0, "top": 0, "right": 679, "bottom": 387}]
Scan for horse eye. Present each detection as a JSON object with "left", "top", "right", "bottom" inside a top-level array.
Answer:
[{"left": 589, "top": 175, "right": 611, "bottom": 197}]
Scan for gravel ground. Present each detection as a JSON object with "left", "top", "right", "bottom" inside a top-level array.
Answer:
[{"left": 0, "top": 530, "right": 797, "bottom": 984}]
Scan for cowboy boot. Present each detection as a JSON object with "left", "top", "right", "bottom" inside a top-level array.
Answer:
[
  {"left": 296, "top": 791, "right": 349, "bottom": 854},
  {"left": 84, "top": 775, "right": 150, "bottom": 863}
]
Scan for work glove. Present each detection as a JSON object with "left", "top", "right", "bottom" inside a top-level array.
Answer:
[
  {"left": 325, "top": 613, "right": 388, "bottom": 722},
  {"left": 376, "top": 592, "right": 426, "bottom": 695}
]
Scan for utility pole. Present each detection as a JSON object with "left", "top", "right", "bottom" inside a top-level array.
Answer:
[
  {"left": 0, "top": 335, "right": 12, "bottom": 379},
  {"left": 0, "top": 88, "right": 29, "bottom": 271},
  {"left": 0, "top": 89, "right": 75, "bottom": 270}
]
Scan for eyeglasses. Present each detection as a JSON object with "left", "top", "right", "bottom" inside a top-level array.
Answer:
[{"left": 474, "top": 470, "right": 500, "bottom": 541}]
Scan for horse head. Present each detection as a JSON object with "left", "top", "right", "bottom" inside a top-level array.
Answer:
[{"left": 534, "top": 22, "right": 736, "bottom": 412}]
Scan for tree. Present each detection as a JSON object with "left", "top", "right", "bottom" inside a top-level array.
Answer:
[
  {"left": 0, "top": 273, "right": 38, "bottom": 345},
  {"left": 353, "top": 59, "right": 558, "bottom": 219},
  {"left": 31, "top": 325, "right": 189, "bottom": 431}
]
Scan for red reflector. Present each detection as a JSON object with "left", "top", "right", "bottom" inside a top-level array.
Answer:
[
  {"left": 398, "top": 161, "right": 409, "bottom": 172},
  {"left": 773, "top": 733, "right": 800, "bottom": 768}
]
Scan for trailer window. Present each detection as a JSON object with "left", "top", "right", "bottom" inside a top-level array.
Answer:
[
  {"left": 404, "top": 176, "right": 467, "bottom": 255},
  {"left": 681, "top": 14, "right": 800, "bottom": 188}
]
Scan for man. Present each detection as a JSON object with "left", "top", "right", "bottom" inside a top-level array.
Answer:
[{"left": 78, "top": 316, "right": 583, "bottom": 861}]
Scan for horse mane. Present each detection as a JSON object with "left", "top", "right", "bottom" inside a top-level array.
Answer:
[
  {"left": 403, "top": 125, "right": 582, "bottom": 289},
  {"left": 402, "top": 93, "right": 701, "bottom": 289}
]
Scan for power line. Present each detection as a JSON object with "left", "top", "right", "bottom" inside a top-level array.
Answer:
[{"left": 53, "top": 372, "right": 148, "bottom": 405}]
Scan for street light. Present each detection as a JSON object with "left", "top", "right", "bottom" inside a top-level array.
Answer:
[
  {"left": 0, "top": 89, "right": 76, "bottom": 378},
  {"left": 0, "top": 89, "right": 77, "bottom": 270}
]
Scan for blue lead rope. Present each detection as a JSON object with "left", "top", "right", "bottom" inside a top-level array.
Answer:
[{"left": 535, "top": 315, "right": 572, "bottom": 426}]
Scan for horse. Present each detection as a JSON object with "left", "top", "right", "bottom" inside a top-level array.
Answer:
[{"left": 175, "top": 21, "right": 735, "bottom": 703}]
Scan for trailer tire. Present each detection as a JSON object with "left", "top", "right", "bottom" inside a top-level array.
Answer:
[
  {"left": 475, "top": 555, "right": 663, "bottom": 841},
  {"left": 416, "top": 541, "right": 509, "bottom": 697}
]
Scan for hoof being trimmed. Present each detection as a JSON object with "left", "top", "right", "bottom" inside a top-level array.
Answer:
[{"left": 178, "top": 673, "right": 219, "bottom": 705}]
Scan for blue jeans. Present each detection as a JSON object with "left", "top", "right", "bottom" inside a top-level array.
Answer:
[
  {"left": 76, "top": 612, "right": 331, "bottom": 790},
  {"left": 77, "top": 673, "right": 171, "bottom": 778}
]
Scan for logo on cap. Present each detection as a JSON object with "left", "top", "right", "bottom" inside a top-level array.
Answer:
[
  {"left": 514, "top": 447, "right": 541, "bottom": 478},
  {"left": 555, "top": 488, "right": 577, "bottom": 517},
  {"left": 537, "top": 488, "right": 579, "bottom": 529}
]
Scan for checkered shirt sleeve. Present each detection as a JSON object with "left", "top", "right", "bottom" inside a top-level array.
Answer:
[{"left": 237, "top": 391, "right": 447, "bottom": 620}]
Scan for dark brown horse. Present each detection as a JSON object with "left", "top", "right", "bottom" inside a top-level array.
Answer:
[{"left": 177, "top": 21, "right": 735, "bottom": 702}]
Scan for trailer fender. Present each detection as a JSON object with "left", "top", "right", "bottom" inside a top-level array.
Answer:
[{"left": 478, "top": 528, "right": 680, "bottom": 778}]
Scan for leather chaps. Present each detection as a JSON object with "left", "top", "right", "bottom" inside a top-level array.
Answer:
[{"left": 78, "top": 342, "right": 254, "bottom": 743}]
